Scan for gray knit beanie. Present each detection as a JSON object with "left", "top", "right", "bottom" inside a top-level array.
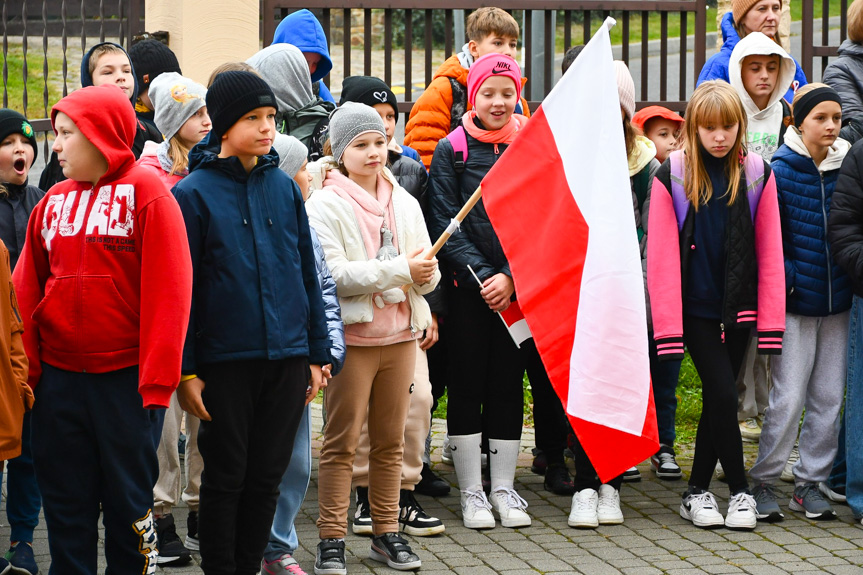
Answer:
[
  {"left": 149, "top": 72, "right": 207, "bottom": 141},
  {"left": 273, "top": 133, "right": 308, "bottom": 178},
  {"left": 329, "top": 102, "right": 386, "bottom": 163}
]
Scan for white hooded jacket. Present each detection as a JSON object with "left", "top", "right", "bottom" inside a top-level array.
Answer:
[{"left": 729, "top": 32, "right": 797, "bottom": 162}]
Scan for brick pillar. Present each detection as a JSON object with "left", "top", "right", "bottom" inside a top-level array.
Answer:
[{"left": 145, "top": 0, "right": 259, "bottom": 85}]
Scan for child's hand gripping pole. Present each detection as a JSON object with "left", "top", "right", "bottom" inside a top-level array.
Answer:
[{"left": 402, "top": 185, "right": 483, "bottom": 292}]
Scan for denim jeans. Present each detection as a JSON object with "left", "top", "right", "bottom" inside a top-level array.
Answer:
[
  {"left": 4, "top": 411, "right": 42, "bottom": 543},
  {"left": 649, "top": 331, "right": 682, "bottom": 448},
  {"left": 842, "top": 295, "right": 863, "bottom": 518},
  {"left": 265, "top": 405, "right": 312, "bottom": 560}
]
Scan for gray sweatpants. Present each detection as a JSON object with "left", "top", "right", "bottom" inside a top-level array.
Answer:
[{"left": 750, "top": 311, "right": 849, "bottom": 485}]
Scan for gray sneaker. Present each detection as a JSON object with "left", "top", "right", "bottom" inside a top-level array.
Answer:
[
  {"left": 751, "top": 483, "right": 784, "bottom": 522},
  {"left": 789, "top": 482, "right": 837, "bottom": 520}
]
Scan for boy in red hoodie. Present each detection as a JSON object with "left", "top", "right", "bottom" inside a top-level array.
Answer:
[{"left": 12, "top": 84, "right": 193, "bottom": 574}]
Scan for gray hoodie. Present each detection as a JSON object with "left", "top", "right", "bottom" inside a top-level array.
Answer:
[
  {"left": 246, "top": 44, "right": 314, "bottom": 114},
  {"left": 729, "top": 32, "right": 797, "bottom": 162}
]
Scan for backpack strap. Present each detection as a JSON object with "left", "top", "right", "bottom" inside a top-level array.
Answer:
[
  {"left": 668, "top": 151, "right": 689, "bottom": 231},
  {"left": 742, "top": 152, "right": 766, "bottom": 222},
  {"left": 447, "top": 125, "right": 468, "bottom": 174}
]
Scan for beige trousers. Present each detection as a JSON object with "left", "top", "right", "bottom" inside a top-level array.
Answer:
[
  {"left": 716, "top": 0, "right": 792, "bottom": 53},
  {"left": 153, "top": 392, "right": 202, "bottom": 515},
  {"left": 352, "top": 341, "right": 432, "bottom": 490},
  {"left": 317, "top": 341, "right": 416, "bottom": 538}
]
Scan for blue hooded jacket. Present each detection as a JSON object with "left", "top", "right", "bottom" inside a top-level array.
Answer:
[
  {"left": 172, "top": 133, "right": 331, "bottom": 373},
  {"left": 697, "top": 12, "right": 807, "bottom": 103},
  {"left": 273, "top": 9, "right": 335, "bottom": 104},
  {"left": 80, "top": 42, "right": 140, "bottom": 104}
]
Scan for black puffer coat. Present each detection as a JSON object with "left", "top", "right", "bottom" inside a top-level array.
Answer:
[
  {"left": 824, "top": 40, "right": 863, "bottom": 123},
  {"left": 428, "top": 124, "right": 510, "bottom": 289},
  {"left": 828, "top": 139, "right": 863, "bottom": 296}
]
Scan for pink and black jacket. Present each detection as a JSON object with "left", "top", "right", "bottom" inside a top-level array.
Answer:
[{"left": 647, "top": 150, "right": 786, "bottom": 360}]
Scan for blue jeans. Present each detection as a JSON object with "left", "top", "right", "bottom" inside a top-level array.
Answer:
[
  {"left": 3, "top": 411, "right": 42, "bottom": 543},
  {"left": 265, "top": 404, "right": 312, "bottom": 560},
  {"left": 842, "top": 295, "right": 863, "bottom": 518},
  {"left": 649, "top": 331, "right": 681, "bottom": 448}
]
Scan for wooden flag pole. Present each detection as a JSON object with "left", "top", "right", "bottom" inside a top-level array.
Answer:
[{"left": 402, "top": 185, "right": 482, "bottom": 291}]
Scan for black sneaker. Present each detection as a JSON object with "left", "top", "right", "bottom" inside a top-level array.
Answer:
[
  {"left": 314, "top": 539, "right": 346, "bottom": 575},
  {"left": 369, "top": 533, "right": 421, "bottom": 571},
  {"left": 185, "top": 510, "right": 199, "bottom": 552},
  {"left": 352, "top": 487, "right": 373, "bottom": 535},
  {"left": 650, "top": 445, "right": 683, "bottom": 480},
  {"left": 622, "top": 466, "right": 641, "bottom": 482},
  {"left": 415, "top": 462, "right": 451, "bottom": 497},
  {"left": 7, "top": 542, "right": 38, "bottom": 575},
  {"left": 155, "top": 514, "right": 193, "bottom": 566},
  {"left": 544, "top": 462, "right": 576, "bottom": 495},
  {"left": 531, "top": 448, "right": 548, "bottom": 475},
  {"left": 399, "top": 490, "right": 445, "bottom": 536}
]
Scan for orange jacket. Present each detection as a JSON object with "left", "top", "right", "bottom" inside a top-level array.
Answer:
[
  {"left": 0, "top": 239, "right": 32, "bottom": 461},
  {"left": 404, "top": 54, "right": 530, "bottom": 169}
]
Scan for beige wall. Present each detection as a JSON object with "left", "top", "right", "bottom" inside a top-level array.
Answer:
[{"left": 146, "top": 0, "right": 260, "bottom": 85}]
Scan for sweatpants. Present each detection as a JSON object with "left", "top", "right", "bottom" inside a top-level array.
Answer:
[
  {"left": 736, "top": 337, "right": 771, "bottom": 420},
  {"left": 683, "top": 315, "right": 750, "bottom": 494},
  {"left": 445, "top": 286, "right": 525, "bottom": 439},
  {"left": 353, "top": 341, "right": 432, "bottom": 490},
  {"left": 265, "top": 404, "right": 312, "bottom": 561},
  {"left": 523, "top": 340, "right": 571, "bottom": 465},
  {"left": 31, "top": 363, "right": 163, "bottom": 575},
  {"left": 4, "top": 411, "right": 42, "bottom": 544},
  {"left": 317, "top": 341, "right": 416, "bottom": 538},
  {"left": 197, "top": 357, "right": 309, "bottom": 575},
  {"left": 154, "top": 393, "right": 202, "bottom": 516},
  {"left": 750, "top": 311, "right": 848, "bottom": 485}
]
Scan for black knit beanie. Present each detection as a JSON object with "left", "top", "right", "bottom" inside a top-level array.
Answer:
[
  {"left": 128, "top": 39, "right": 181, "bottom": 90},
  {"left": 339, "top": 76, "right": 398, "bottom": 117},
  {"left": 0, "top": 109, "right": 38, "bottom": 166},
  {"left": 207, "top": 71, "right": 279, "bottom": 138}
]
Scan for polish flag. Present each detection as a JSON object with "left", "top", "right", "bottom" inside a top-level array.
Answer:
[
  {"left": 500, "top": 300, "right": 532, "bottom": 347},
  {"left": 482, "top": 18, "right": 658, "bottom": 481}
]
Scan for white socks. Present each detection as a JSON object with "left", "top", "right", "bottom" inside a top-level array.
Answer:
[
  {"left": 489, "top": 439, "right": 521, "bottom": 490},
  {"left": 448, "top": 433, "right": 483, "bottom": 492}
]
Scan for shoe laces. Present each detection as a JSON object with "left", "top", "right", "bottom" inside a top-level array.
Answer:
[
  {"left": 492, "top": 486, "right": 528, "bottom": 511},
  {"left": 400, "top": 491, "right": 430, "bottom": 520},
  {"left": 753, "top": 483, "right": 778, "bottom": 502},
  {"left": 687, "top": 491, "right": 719, "bottom": 510},
  {"left": 573, "top": 491, "right": 597, "bottom": 513},
  {"left": 656, "top": 451, "right": 677, "bottom": 467},
  {"left": 797, "top": 482, "right": 826, "bottom": 503},
  {"left": 729, "top": 492, "right": 756, "bottom": 513},
  {"left": 462, "top": 488, "right": 493, "bottom": 512},
  {"left": 597, "top": 487, "right": 620, "bottom": 510}
]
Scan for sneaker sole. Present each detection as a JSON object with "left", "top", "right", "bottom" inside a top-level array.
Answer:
[
  {"left": 156, "top": 554, "right": 192, "bottom": 566},
  {"left": 184, "top": 536, "right": 200, "bottom": 552},
  {"left": 401, "top": 523, "right": 445, "bottom": 536},
  {"left": 352, "top": 523, "right": 374, "bottom": 536},
  {"left": 314, "top": 565, "right": 347, "bottom": 575},
  {"left": 818, "top": 482, "right": 847, "bottom": 504},
  {"left": 567, "top": 516, "right": 599, "bottom": 528},
  {"left": 441, "top": 455, "right": 453, "bottom": 465},
  {"left": 463, "top": 516, "right": 496, "bottom": 529},
  {"left": 368, "top": 548, "right": 421, "bottom": 571},
  {"left": 496, "top": 514, "right": 531, "bottom": 528},
  {"left": 724, "top": 517, "right": 756, "bottom": 530},
  {"left": 679, "top": 505, "right": 724, "bottom": 529},
  {"left": 755, "top": 510, "right": 785, "bottom": 522},
  {"left": 652, "top": 467, "right": 683, "bottom": 480},
  {"left": 598, "top": 513, "right": 624, "bottom": 525},
  {"left": 789, "top": 499, "right": 837, "bottom": 520},
  {"left": 622, "top": 474, "right": 641, "bottom": 483}
]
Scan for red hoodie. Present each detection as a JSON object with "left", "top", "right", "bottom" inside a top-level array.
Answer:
[{"left": 12, "top": 85, "right": 193, "bottom": 408}]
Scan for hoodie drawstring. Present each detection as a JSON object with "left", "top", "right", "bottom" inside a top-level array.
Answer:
[{"left": 235, "top": 188, "right": 248, "bottom": 226}]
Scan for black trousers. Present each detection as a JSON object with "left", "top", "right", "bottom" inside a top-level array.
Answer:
[
  {"left": 683, "top": 315, "right": 750, "bottom": 494},
  {"left": 197, "top": 357, "right": 309, "bottom": 575}
]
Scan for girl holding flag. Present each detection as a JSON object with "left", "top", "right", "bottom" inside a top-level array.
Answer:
[
  {"left": 647, "top": 80, "right": 785, "bottom": 531},
  {"left": 428, "top": 53, "right": 533, "bottom": 530}
]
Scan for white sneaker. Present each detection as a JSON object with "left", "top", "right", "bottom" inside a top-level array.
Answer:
[
  {"left": 739, "top": 418, "right": 761, "bottom": 442},
  {"left": 781, "top": 444, "right": 799, "bottom": 483},
  {"left": 680, "top": 490, "right": 725, "bottom": 528},
  {"left": 725, "top": 492, "right": 757, "bottom": 530},
  {"left": 442, "top": 436, "right": 453, "bottom": 465},
  {"left": 568, "top": 488, "right": 599, "bottom": 528},
  {"left": 460, "top": 488, "right": 495, "bottom": 529},
  {"left": 597, "top": 484, "right": 624, "bottom": 525},
  {"left": 489, "top": 486, "right": 531, "bottom": 528}
]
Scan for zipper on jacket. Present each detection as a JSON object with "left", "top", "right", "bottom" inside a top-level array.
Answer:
[
  {"left": 818, "top": 170, "right": 834, "bottom": 313},
  {"left": 720, "top": 322, "right": 725, "bottom": 344}
]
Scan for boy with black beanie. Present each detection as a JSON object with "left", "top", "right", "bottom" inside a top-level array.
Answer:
[
  {"left": 128, "top": 38, "right": 182, "bottom": 128},
  {"left": 173, "top": 70, "right": 329, "bottom": 575}
]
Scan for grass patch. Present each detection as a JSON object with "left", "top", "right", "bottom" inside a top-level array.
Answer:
[{"left": 3, "top": 44, "right": 66, "bottom": 120}]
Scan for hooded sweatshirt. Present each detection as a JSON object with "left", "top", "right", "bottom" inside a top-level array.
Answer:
[
  {"left": 246, "top": 44, "right": 335, "bottom": 158},
  {"left": 698, "top": 12, "right": 807, "bottom": 104},
  {"left": 729, "top": 32, "right": 797, "bottom": 162},
  {"left": 272, "top": 9, "right": 336, "bottom": 104},
  {"left": 12, "top": 85, "right": 193, "bottom": 408}
]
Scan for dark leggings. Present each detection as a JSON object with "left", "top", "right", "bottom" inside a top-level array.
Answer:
[
  {"left": 684, "top": 315, "right": 750, "bottom": 494},
  {"left": 572, "top": 436, "right": 624, "bottom": 491}
]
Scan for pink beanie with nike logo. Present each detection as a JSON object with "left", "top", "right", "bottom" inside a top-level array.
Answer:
[{"left": 467, "top": 53, "right": 523, "bottom": 107}]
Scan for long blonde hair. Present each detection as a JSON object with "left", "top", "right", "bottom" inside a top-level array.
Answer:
[
  {"left": 682, "top": 81, "right": 748, "bottom": 211},
  {"left": 167, "top": 136, "right": 193, "bottom": 176}
]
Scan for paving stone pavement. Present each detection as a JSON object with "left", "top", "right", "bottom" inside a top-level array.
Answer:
[{"left": 2, "top": 402, "right": 862, "bottom": 574}]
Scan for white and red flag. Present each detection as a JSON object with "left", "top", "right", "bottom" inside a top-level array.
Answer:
[{"left": 482, "top": 18, "right": 658, "bottom": 481}]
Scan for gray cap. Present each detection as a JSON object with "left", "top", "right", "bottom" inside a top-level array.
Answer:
[
  {"left": 149, "top": 72, "right": 207, "bottom": 142},
  {"left": 329, "top": 102, "right": 386, "bottom": 163},
  {"left": 273, "top": 133, "right": 308, "bottom": 178}
]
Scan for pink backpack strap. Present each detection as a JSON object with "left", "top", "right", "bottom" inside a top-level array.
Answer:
[
  {"left": 447, "top": 125, "right": 468, "bottom": 173},
  {"left": 668, "top": 150, "right": 689, "bottom": 231}
]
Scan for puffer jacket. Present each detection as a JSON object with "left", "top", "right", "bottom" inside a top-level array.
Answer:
[
  {"left": 823, "top": 39, "right": 863, "bottom": 122},
  {"left": 773, "top": 129, "right": 852, "bottom": 316},
  {"left": 137, "top": 140, "right": 183, "bottom": 190},
  {"left": 697, "top": 12, "right": 807, "bottom": 103},
  {"left": 828, "top": 139, "right": 863, "bottom": 296},
  {"left": 428, "top": 122, "right": 510, "bottom": 288},
  {"left": 311, "top": 227, "right": 346, "bottom": 375},
  {"left": 404, "top": 51, "right": 530, "bottom": 169}
]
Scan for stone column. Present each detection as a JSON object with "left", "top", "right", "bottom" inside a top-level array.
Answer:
[{"left": 145, "top": 0, "right": 260, "bottom": 85}]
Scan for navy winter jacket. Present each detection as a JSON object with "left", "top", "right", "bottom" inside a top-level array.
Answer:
[
  {"left": 773, "top": 143, "right": 852, "bottom": 316},
  {"left": 311, "top": 227, "right": 346, "bottom": 375},
  {"left": 173, "top": 133, "right": 330, "bottom": 373}
]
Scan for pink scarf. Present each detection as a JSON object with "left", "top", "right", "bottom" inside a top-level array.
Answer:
[
  {"left": 323, "top": 170, "right": 399, "bottom": 259},
  {"left": 461, "top": 111, "right": 528, "bottom": 144}
]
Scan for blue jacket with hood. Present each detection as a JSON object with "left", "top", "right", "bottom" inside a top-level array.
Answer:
[
  {"left": 273, "top": 9, "right": 335, "bottom": 104},
  {"left": 172, "top": 133, "right": 331, "bottom": 373},
  {"left": 697, "top": 12, "right": 807, "bottom": 103}
]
